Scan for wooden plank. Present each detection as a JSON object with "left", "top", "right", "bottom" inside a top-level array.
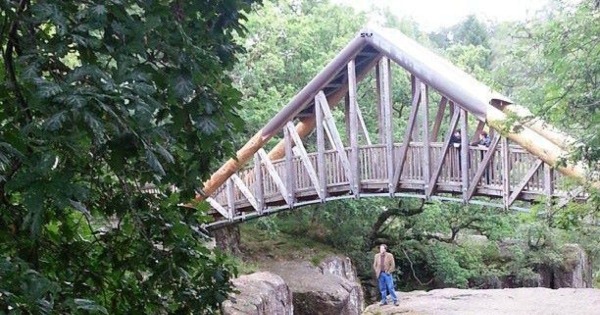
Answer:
[
  {"left": 206, "top": 197, "right": 231, "bottom": 219},
  {"left": 315, "top": 94, "right": 327, "bottom": 201},
  {"left": 465, "top": 134, "right": 501, "bottom": 199},
  {"left": 257, "top": 148, "right": 291, "bottom": 206},
  {"left": 344, "top": 92, "right": 350, "bottom": 144},
  {"left": 286, "top": 122, "right": 324, "bottom": 200},
  {"left": 421, "top": 83, "right": 431, "bottom": 194},
  {"left": 501, "top": 137, "right": 510, "bottom": 207},
  {"left": 231, "top": 173, "right": 259, "bottom": 211},
  {"left": 427, "top": 109, "right": 460, "bottom": 197},
  {"left": 391, "top": 79, "right": 422, "bottom": 187},
  {"left": 323, "top": 122, "right": 336, "bottom": 149},
  {"left": 544, "top": 164, "right": 554, "bottom": 205},
  {"left": 431, "top": 96, "right": 448, "bottom": 141},
  {"left": 226, "top": 178, "right": 235, "bottom": 220},
  {"left": 284, "top": 126, "right": 296, "bottom": 204},
  {"left": 507, "top": 159, "right": 543, "bottom": 206},
  {"left": 376, "top": 61, "right": 384, "bottom": 143},
  {"left": 316, "top": 91, "right": 356, "bottom": 194},
  {"left": 348, "top": 60, "right": 360, "bottom": 196},
  {"left": 460, "top": 108, "right": 469, "bottom": 201},
  {"left": 254, "top": 153, "right": 264, "bottom": 214},
  {"left": 379, "top": 57, "right": 395, "bottom": 194},
  {"left": 356, "top": 104, "right": 372, "bottom": 145}
]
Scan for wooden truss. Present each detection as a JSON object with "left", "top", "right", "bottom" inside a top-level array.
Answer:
[{"left": 200, "top": 53, "right": 586, "bottom": 229}]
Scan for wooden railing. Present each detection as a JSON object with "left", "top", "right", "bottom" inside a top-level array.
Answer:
[{"left": 207, "top": 142, "right": 584, "bottom": 226}]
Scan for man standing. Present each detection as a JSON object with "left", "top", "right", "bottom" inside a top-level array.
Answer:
[{"left": 373, "top": 244, "right": 399, "bottom": 306}]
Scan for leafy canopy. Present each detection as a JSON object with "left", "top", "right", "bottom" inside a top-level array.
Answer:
[{"left": 1, "top": 0, "right": 260, "bottom": 313}]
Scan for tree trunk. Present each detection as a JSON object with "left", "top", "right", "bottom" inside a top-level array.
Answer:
[{"left": 213, "top": 225, "right": 241, "bottom": 256}]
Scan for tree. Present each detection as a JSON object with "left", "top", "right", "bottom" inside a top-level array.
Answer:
[
  {"left": 494, "top": 0, "right": 600, "bottom": 168},
  {"left": 0, "top": 0, "right": 260, "bottom": 313}
]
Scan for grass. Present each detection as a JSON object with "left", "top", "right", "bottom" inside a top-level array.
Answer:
[{"left": 237, "top": 222, "right": 339, "bottom": 268}]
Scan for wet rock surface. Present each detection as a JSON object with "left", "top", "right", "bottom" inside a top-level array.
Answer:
[{"left": 362, "top": 287, "right": 600, "bottom": 315}]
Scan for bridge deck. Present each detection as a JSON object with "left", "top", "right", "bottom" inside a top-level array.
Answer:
[{"left": 205, "top": 142, "right": 584, "bottom": 228}]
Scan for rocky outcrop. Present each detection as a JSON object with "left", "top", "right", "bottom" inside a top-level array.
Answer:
[
  {"left": 264, "top": 257, "right": 364, "bottom": 315},
  {"left": 494, "top": 241, "right": 592, "bottom": 289},
  {"left": 222, "top": 272, "right": 293, "bottom": 315},
  {"left": 554, "top": 243, "right": 593, "bottom": 288},
  {"left": 362, "top": 288, "right": 600, "bottom": 315},
  {"left": 318, "top": 256, "right": 365, "bottom": 313}
]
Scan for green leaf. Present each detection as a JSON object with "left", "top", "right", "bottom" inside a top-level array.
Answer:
[
  {"left": 43, "top": 111, "right": 68, "bottom": 131},
  {"left": 74, "top": 299, "right": 108, "bottom": 314},
  {"left": 145, "top": 149, "right": 165, "bottom": 176}
]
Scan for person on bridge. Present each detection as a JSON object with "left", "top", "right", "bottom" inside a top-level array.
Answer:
[
  {"left": 450, "top": 130, "right": 462, "bottom": 175},
  {"left": 473, "top": 131, "right": 492, "bottom": 184},
  {"left": 475, "top": 131, "right": 491, "bottom": 148},
  {"left": 373, "top": 244, "right": 399, "bottom": 306}
]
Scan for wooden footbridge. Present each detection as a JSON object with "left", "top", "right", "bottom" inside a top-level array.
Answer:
[{"left": 195, "top": 26, "right": 592, "bottom": 230}]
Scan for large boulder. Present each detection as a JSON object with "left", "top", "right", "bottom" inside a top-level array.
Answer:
[
  {"left": 222, "top": 272, "right": 293, "bottom": 315},
  {"left": 264, "top": 257, "right": 364, "bottom": 315},
  {"left": 318, "top": 256, "right": 365, "bottom": 313},
  {"left": 554, "top": 244, "right": 593, "bottom": 288}
]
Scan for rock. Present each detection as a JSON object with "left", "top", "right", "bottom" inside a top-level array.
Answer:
[
  {"left": 222, "top": 272, "right": 293, "bottom": 315},
  {"left": 554, "top": 243, "right": 593, "bottom": 288},
  {"left": 264, "top": 258, "right": 364, "bottom": 315},
  {"left": 318, "top": 256, "right": 365, "bottom": 313},
  {"left": 362, "top": 287, "right": 600, "bottom": 315},
  {"left": 319, "top": 256, "right": 358, "bottom": 282}
]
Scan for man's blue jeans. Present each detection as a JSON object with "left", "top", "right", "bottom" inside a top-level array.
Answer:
[{"left": 378, "top": 272, "right": 398, "bottom": 303}]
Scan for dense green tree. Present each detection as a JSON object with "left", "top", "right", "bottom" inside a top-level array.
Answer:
[
  {"left": 494, "top": 0, "right": 599, "bottom": 167},
  {"left": 0, "top": 0, "right": 259, "bottom": 313},
  {"left": 429, "top": 15, "right": 490, "bottom": 50},
  {"left": 233, "top": 0, "right": 367, "bottom": 138}
]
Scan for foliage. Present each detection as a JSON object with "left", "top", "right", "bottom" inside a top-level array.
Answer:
[
  {"left": 1, "top": 0, "right": 260, "bottom": 313},
  {"left": 232, "top": 0, "right": 367, "bottom": 138},
  {"left": 494, "top": 0, "right": 600, "bottom": 166}
]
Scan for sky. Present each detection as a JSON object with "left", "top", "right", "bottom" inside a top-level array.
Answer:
[{"left": 331, "top": 0, "right": 550, "bottom": 31}]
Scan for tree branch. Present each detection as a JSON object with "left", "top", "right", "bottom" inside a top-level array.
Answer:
[{"left": 3, "top": 0, "right": 32, "bottom": 121}]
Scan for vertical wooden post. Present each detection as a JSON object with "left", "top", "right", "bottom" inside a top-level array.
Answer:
[
  {"left": 254, "top": 153, "right": 264, "bottom": 214},
  {"left": 460, "top": 108, "right": 469, "bottom": 201},
  {"left": 226, "top": 178, "right": 235, "bottom": 221},
  {"left": 344, "top": 92, "right": 350, "bottom": 144},
  {"left": 379, "top": 57, "right": 395, "bottom": 195},
  {"left": 544, "top": 164, "right": 554, "bottom": 208},
  {"left": 348, "top": 60, "right": 360, "bottom": 196},
  {"left": 284, "top": 125, "right": 295, "bottom": 206},
  {"left": 501, "top": 137, "right": 510, "bottom": 208},
  {"left": 316, "top": 94, "right": 327, "bottom": 201},
  {"left": 376, "top": 62, "right": 384, "bottom": 143},
  {"left": 421, "top": 83, "right": 431, "bottom": 193}
]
